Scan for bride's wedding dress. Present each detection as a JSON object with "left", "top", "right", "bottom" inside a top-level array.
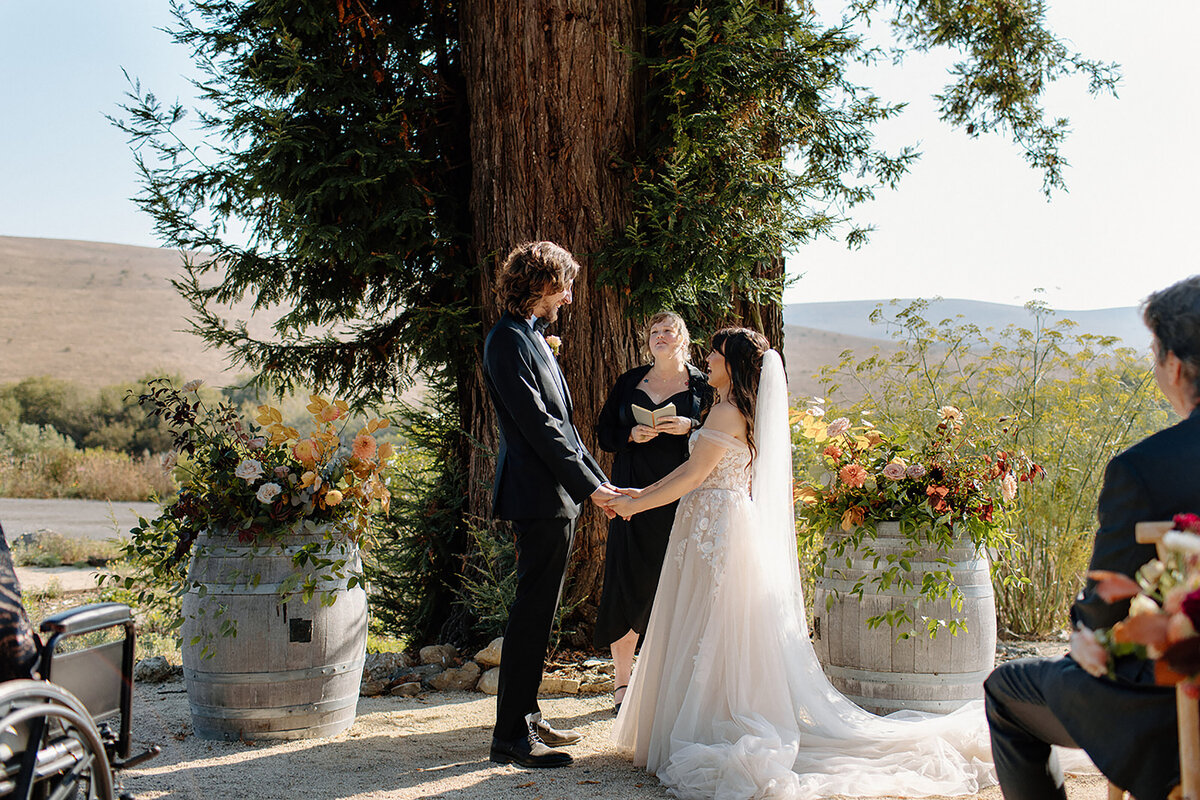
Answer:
[{"left": 611, "top": 350, "right": 996, "bottom": 799}]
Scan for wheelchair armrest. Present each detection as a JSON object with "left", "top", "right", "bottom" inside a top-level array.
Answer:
[{"left": 39, "top": 603, "right": 132, "bottom": 637}]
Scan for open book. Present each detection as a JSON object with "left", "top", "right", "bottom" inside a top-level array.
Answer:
[{"left": 631, "top": 402, "right": 676, "bottom": 428}]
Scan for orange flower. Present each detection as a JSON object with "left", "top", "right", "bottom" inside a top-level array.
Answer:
[
  {"left": 1086, "top": 570, "right": 1143, "bottom": 604},
  {"left": 839, "top": 464, "right": 868, "bottom": 489},
  {"left": 1111, "top": 614, "right": 1171, "bottom": 656},
  {"left": 823, "top": 445, "right": 843, "bottom": 459},
  {"left": 352, "top": 434, "right": 377, "bottom": 462},
  {"left": 840, "top": 505, "right": 866, "bottom": 531},
  {"left": 293, "top": 438, "right": 321, "bottom": 466}
]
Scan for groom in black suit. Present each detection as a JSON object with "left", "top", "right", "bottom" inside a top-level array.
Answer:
[
  {"left": 985, "top": 275, "right": 1200, "bottom": 800},
  {"left": 482, "top": 241, "right": 620, "bottom": 768}
]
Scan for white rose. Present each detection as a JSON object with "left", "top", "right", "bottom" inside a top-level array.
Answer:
[
  {"left": 234, "top": 459, "right": 264, "bottom": 483},
  {"left": 1128, "top": 594, "right": 1160, "bottom": 617},
  {"left": 1001, "top": 473, "right": 1018, "bottom": 501},
  {"left": 256, "top": 482, "right": 282, "bottom": 504}
]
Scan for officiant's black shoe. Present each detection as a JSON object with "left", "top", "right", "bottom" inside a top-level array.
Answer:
[
  {"left": 489, "top": 731, "right": 573, "bottom": 768},
  {"left": 528, "top": 712, "right": 582, "bottom": 746}
]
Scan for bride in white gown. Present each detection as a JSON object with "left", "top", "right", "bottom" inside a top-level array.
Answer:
[{"left": 605, "top": 328, "right": 996, "bottom": 800}]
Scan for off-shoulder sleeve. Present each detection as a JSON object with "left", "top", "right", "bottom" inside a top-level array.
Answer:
[{"left": 694, "top": 427, "right": 747, "bottom": 451}]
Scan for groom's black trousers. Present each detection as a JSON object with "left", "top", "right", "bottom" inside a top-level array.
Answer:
[{"left": 494, "top": 517, "right": 576, "bottom": 742}]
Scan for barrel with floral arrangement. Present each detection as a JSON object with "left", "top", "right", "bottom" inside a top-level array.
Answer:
[
  {"left": 127, "top": 381, "right": 393, "bottom": 740},
  {"left": 795, "top": 404, "right": 1042, "bottom": 714}
]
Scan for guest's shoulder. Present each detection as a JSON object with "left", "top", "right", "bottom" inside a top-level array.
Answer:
[{"left": 1118, "top": 409, "right": 1200, "bottom": 466}]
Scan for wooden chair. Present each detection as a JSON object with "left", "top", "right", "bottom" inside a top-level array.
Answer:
[{"left": 1106, "top": 521, "right": 1200, "bottom": 800}]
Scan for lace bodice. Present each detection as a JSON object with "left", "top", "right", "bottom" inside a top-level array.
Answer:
[{"left": 688, "top": 428, "right": 751, "bottom": 494}]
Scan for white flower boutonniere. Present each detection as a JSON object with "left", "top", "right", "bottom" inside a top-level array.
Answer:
[{"left": 544, "top": 334, "right": 562, "bottom": 357}]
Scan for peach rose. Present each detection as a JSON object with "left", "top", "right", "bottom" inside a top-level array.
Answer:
[
  {"left": 839, "top": 463, "right": 869, "bottom": 489},
  {"left": 352, "top": 434, "right": 377, "bottom": 462}
]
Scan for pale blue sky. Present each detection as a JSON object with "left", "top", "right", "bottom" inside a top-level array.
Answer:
[{"left": 2, "top": 2, "right": 1196, "bottom": 311}]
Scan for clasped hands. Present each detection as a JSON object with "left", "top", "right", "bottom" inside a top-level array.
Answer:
[{"left": 590, "top": 483, "right": 645, "bottom": 520}]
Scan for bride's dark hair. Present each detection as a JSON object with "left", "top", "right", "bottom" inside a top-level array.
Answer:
[{"left": 710, "top": 327, "right": 770, "bottom": 462}]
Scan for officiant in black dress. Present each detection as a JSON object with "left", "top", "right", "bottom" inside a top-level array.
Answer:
[{"left": 594, "top": 311, "right": 712, "bottom": 712}]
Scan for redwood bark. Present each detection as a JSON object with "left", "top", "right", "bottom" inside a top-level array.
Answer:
[{"left": 460, "top": 0, "right": 641, "bottom": 641}]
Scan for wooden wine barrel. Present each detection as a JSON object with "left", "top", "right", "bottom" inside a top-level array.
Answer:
[
  {"left": 181, "top": 528, "right": 367, "bottom": 741},
  {"left": 812, "top": 522, "right": 996, "bottom": 715}
]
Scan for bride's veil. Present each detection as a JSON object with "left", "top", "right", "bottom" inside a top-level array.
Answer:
[{"left": 750, "top": 349, "right": 809, "bottom": 636}]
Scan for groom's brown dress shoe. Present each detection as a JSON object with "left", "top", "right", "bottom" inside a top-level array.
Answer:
[
  {"left": 489, "top": 732, "right": 573, "bottom": 768},
  {"left": 529, "top": 712, "right": 582, "bottom": 747}
]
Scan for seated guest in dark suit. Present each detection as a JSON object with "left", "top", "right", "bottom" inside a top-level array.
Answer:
[
  {"left": 984, "top": 275, "right": 1200, "bottom": 800},
  {"left": 0, "top": 521, "right": 39, "bottom": 680}
]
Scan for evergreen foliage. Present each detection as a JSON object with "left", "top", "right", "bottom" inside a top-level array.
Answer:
[
  {"left": 601, "top": 1, "right": 915, "bottom": 332},
  {"left": 366, "top": 379, "right": 472, "bottom": 642},
  {"left": 849, "top": 0, "right": 1120, "bottom": 194},
  {"left": 113, "top": 0, "right": 473, "bottom": 402}
]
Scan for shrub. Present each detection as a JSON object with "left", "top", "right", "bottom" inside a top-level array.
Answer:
[
  {"left": 814, "top": 300, "right": 1167, "bottom": 636},
  {"left": 0, "top": 447, "right": 175, "bottom": 502},
  {"left": 10, "top": 532, "right": 121, "bottom": 568}
]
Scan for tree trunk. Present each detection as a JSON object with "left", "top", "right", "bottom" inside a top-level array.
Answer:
[{"left": 459, "top": 0, "right": 642, "bottom": 642}]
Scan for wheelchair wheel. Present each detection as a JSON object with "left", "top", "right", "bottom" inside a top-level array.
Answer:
[{"left": 0, "top": 679, "right": 115, "bottom": 800}]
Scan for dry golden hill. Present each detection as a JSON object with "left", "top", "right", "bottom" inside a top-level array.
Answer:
[
  {"left": 0, "top": 236, "right": 264, "bottom": 390},
  {"left": 0, "top": 235, "right": 890, "bottom": 402}
]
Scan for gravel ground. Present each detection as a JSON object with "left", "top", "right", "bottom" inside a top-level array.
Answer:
[{"left": 119, "top": 681, "right": 1111, "bottom": 800}]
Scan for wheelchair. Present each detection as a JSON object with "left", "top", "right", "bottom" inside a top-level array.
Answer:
[{"left": 1, "top": 602, "right": 159, "bottom": 800}]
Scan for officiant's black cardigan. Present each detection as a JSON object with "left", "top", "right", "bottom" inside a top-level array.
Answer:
[{"left": 595, "top": 363, "right": 711, "bottom": 487}]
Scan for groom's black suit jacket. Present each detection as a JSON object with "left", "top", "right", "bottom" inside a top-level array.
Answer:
[{"left": 483, "top": 312, "right": 606, "bottom": 520}]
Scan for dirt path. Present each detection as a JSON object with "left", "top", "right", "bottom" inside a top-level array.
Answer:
[
  {"left": 0, "top": 496, "right": 160, "bottom": 542},
  {"left": 121, "top": 681, "right": 1111, "bottom": 800}
]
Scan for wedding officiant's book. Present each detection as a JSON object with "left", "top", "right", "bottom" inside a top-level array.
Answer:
[{"left": 631, "top": 402, "right": 676, "bottom": 428}]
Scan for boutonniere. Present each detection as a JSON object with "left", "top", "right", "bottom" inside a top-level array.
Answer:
[{"left": 544, "top": 334, "right": 562, "bottom": 357}]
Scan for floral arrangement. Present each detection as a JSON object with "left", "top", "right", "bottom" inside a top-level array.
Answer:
[
  {"left": 793, "top": 402, "right": 1042, "bottom": 632},
  {"left": 132, "top": 379, "right": 394, "bottom": 563},
  {"left": 795, "top": 403, "right": 1041, "bottom": 540},
  {"left": 1087, "top": 513, "right": 1200, "bottom": 697}
]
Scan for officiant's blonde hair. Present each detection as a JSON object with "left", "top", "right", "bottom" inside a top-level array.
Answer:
[
  {"left": 641, "top": 311, "right": 691, "bottom": 362},
  {"left": 495, "top": 241, "right": 581, "bottom": 318}
]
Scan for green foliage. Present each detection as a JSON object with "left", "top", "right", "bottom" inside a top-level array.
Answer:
[
  {"left": 849, "top": 0, "right": 1121, "bottom": 195},
  {"left": 0, "top": 374, "right": 183, "bottom": 456},
  {"left": 111, "top": 1, "right": 475, "bottom": 403},
  {"left": 600, "top": 0, "right": 916, "bottom": 333},
  {"left": 0, "top": 423, "right": 75, "bottom": 459},
  {"left": 367, "top": 380, "right": 472, "bottom": 643},
  {"left": 7, "top": 376, "right": 89, "bottom": 445},
  {"left": 457, "top": 523, "right": 517, "bottom": 640},
  {"left": 816, "top": 300, "right": 1168, "bottom": 635}
]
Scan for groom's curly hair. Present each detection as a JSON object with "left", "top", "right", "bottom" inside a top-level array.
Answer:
[
  {"left": 710, "top": 327, "right": 770, "bottom": 463},
  {"left": 495, "top": 241, "right": 581, "bottom": 318}
]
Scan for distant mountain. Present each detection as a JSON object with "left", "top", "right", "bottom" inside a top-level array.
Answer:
[{"left": 784, "top": 299, "right": 1147, "bottom": 350}]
